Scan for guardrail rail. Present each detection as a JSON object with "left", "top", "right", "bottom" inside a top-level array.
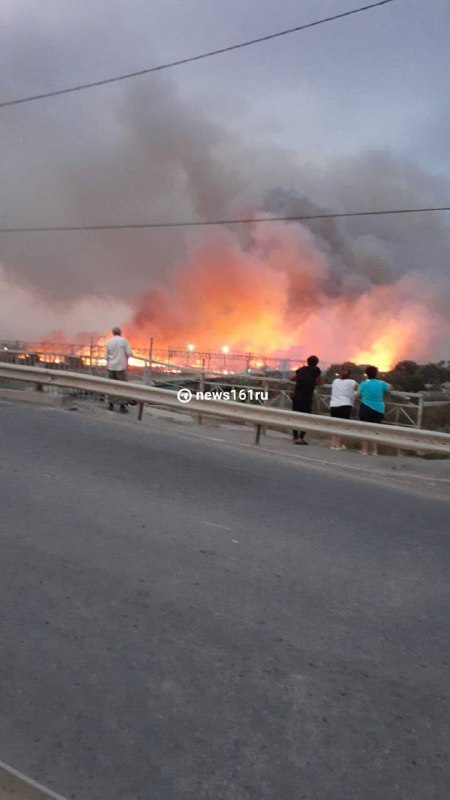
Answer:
[{"left": 1, "top": 362, "right": 450, "bottom": 456}]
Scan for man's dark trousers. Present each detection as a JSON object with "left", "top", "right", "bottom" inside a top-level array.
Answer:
[{"left": 107, "top": 369, "right": 127, "bottom": 409}]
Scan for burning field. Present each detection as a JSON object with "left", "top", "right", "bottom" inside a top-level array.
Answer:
[{"left": 127, "top": 192, "right": 450, "bottom": 371}]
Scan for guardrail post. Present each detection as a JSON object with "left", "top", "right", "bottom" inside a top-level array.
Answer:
[
  {"left": 198, "top": 370, "right": 205, "bottom": 425},
  {"left": 137, "top": 401, "right": 144, "bottom": 421},
  {"left": 254, "top": 423, "right": 262, "bottom": 445},
  {"left": 261, "top": 380, "right": 269, "bottom": 435},
  {"left": 394, "top": 449, "right": 403, "bottom": 470}
]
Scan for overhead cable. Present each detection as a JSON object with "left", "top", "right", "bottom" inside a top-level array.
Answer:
[
  {"left": 0, "top": 1, "right": 395, "bottom": 109},
  {"left": 1, "top": 206, "right": 448, "bottom": 234}
]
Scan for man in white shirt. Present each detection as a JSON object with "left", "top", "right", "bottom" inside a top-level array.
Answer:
[{"left": 105, "top": 326, "right": 132, "bottom": 413}]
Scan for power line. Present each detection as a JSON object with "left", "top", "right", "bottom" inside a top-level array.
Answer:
[
  {"left": 0, "top": 0, "right": 395, "bottom": 109},
  {"left": 0, "top": 206, "right": 448, "bottom": 233}
]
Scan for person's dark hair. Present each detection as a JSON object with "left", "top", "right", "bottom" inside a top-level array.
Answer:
[
  {"left": 112, "top": 326, "right": 122, "bottom": 335},
  {"left": 307, "top": 355, "right": 319, "bottom": 367},
  {"left": 366, "top": 365, "right": 378, "bottom": 379},
  {"left": 340, "top": 364, "right": 351, "bottom": 379}
]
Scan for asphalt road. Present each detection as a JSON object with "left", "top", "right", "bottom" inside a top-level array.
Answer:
[{"left": 0, "top": 402, "right": 449, "bottom": 800}]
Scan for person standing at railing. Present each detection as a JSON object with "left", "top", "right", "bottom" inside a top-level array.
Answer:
[
  {"left": 291, "top": 355, "right": 323, "bottom": 445},
  {"left": 356, "top": 365, "right": 392, "bottom": 455},
  {"left": 329, "top": 365, "right": 358, "bottom": 450},
  {"left": 105, "top": 327, "right": 133, "bottom": 413}
]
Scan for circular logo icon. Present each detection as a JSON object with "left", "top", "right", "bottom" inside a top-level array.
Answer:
[{"left": 177, "top": 388, "right": 192, "bottom": 404}]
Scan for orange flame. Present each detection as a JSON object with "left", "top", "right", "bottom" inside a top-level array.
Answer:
[
  {"left": 20, "top": 226, "right": 448, "bottom": 371},
  {"left": 127, "top": 228, "right": 448, "bottom": 370}
]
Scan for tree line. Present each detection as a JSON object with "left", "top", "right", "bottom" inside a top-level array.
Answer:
[{"left": 325, "top": 361, "right": 450, "bottom": 393}]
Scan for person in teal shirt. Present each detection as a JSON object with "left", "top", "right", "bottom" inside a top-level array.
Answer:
[{"left": 356, "top": 365, "right": 392, "bottom": 455}]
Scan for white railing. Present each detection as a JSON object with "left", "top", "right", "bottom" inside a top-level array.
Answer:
[{"left": 1, "top": 362, "right": 449, "bottom": 455}]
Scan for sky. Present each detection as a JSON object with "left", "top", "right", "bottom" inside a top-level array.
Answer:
[{"left": 0, "top": 0, "right": 449, "bottom": 354}]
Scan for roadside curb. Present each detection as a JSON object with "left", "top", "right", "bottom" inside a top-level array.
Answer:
[
  {"left": 0, "top": 760, "right": 69, "bottom": 800},
  {"left": 0, "top": 388, "right": 66, "bottom": 408},
  {"left": 256, "top": 444, "right": 450, "bottom": 485}
]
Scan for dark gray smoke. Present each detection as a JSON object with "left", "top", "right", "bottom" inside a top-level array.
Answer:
[{"left": 263, "top": 188, "right": 393, "bottom": 302}]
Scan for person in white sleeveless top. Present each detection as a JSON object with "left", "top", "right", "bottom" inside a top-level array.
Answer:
[{"left": 329, "top": 365, "right": 358, "bottom": 450}]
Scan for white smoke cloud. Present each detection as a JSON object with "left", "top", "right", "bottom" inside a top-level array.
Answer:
[{"left": 0, "top": 265, "right": 132, "bottom": 341}]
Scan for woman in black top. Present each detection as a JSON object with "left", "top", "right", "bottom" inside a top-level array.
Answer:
[{"left": 291, "top": 355, "right": 322, "bottom": 445}]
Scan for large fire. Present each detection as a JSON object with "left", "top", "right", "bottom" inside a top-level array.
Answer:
[
  {"left": 7, "top": 222, "right": 447, "bottom": 372},
  {"left": 126, "top": 224, "right": 447, "bottom": 371}
]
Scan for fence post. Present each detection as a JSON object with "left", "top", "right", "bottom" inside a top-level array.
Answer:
[
  {"left": 417, "top": 394, "right": 424, "bottom": 429},
  {"left": 144, "top": 337, "right": 153, "bottom": 386},
  {"left": 314, "top": 385, "right": 324, "bottom": 415},
  {"left": 394, "top": 405, "right": 401, "bottom": 458},
  {"left": 415, "top": 394, "right": 425, "bottom": 457},
  {"left": 89, "top": 336, "right": 94, "bottom": 374}
]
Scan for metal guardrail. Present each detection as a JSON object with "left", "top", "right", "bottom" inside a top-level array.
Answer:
[
  {"left": 1, "top": 362, "right": 449, "bottom": 455},
  {"left": 153, "top": 376, "right": 450, "bottom": 429},
  {"left": 2, "top": 351, "right": 449, "bottom": 428}
]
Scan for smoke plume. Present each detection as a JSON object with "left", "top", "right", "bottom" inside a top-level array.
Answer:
[{"left": 1, "top": 59, "right": 449, "bottom": 365}]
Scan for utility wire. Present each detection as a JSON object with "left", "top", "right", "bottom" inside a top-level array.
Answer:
[
  {"left": 0, "top": 207, "right": 448, "bottom": 234},
  {"left": 0, "top": 0, "right": 395, "bottom": 109}
]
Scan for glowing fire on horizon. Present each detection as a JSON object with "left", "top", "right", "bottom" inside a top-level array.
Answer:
[
  {"left": 17, "top": 221, "right": 449, "bottom": 372},
  {"left": 123, "top": 224, "right": 447, "bottom": 373}
]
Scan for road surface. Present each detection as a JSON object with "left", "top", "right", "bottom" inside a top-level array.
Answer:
[{"left": 0, "top": 402, "right": 449, "bottom": 800}]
